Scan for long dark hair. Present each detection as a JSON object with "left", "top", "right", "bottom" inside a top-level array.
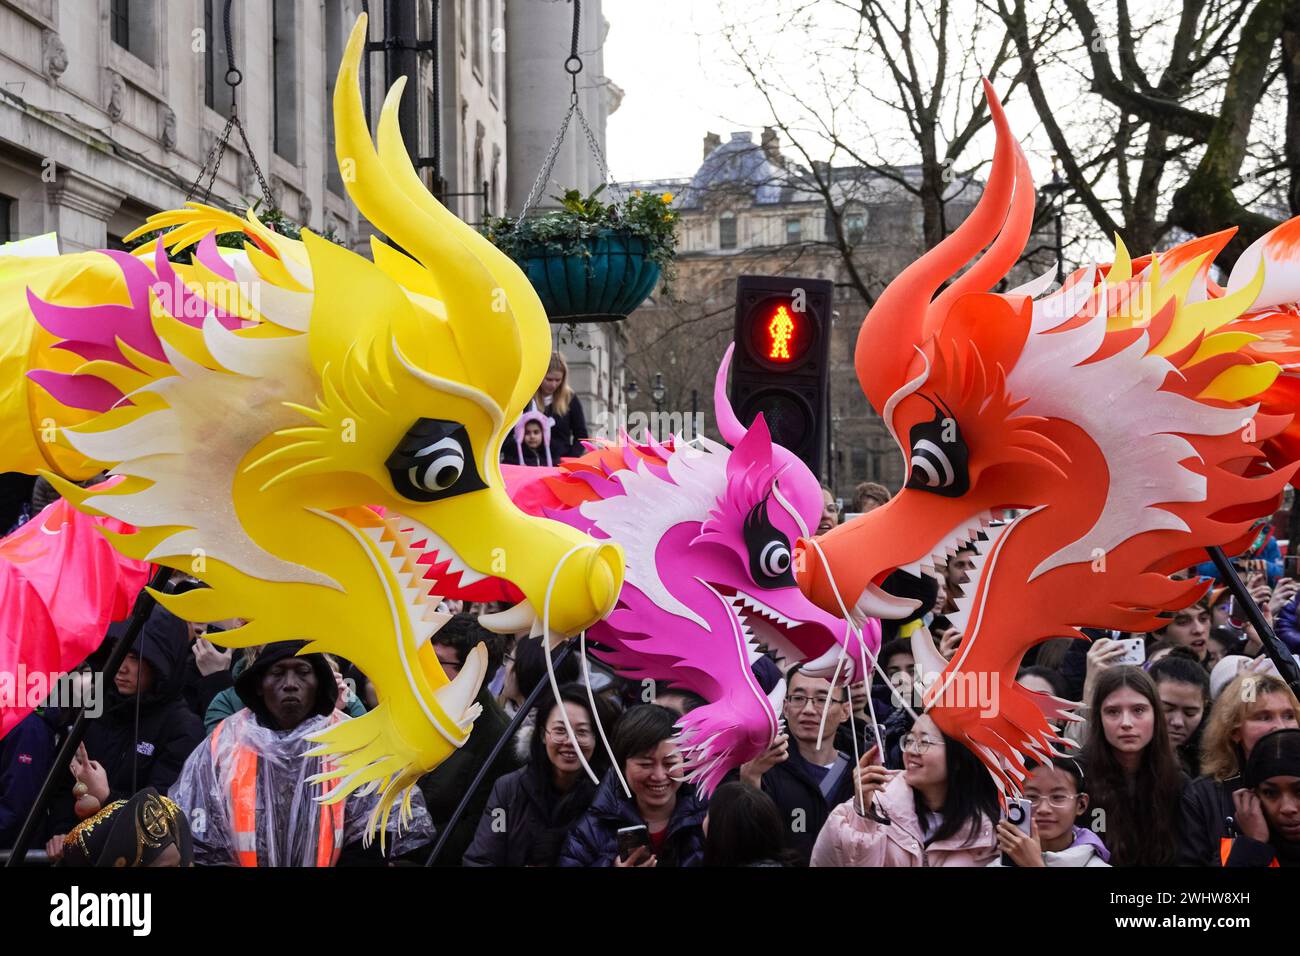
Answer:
[
  {"left": 702, "top": 781, "right": 797, "bottom": 866},
  {"left": 916, "top": 726, "right": 1001, "bottom": 845},
  {"left": 1084, "top": 666, "right": 1183, "bottom": 866},
  {"left": 529, "top": 684, "right": 612, "bottom": 783}
]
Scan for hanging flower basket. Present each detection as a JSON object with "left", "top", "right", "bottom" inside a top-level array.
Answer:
[{"left": 484, "top": 186, "right": 677, "bottom": 323}]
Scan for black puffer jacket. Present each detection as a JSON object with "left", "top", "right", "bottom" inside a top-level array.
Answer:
[
  {"left": 557, "top": 770, "right": 707, "bottom": 867},
  {"left": 53, "top": 608, "right": 205, "bottom": 832},
  {"left": 463, "top": 762, "right": 599, "bottom": 866}
]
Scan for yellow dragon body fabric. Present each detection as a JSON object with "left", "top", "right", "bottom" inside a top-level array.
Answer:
[{"left": 0, "top": 14, "right": 623, "bottom": 839}]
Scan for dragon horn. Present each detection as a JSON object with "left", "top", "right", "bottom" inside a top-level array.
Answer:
[
  {"left": 855, "top": 77, "right": 1025, "bottom": 413},
  {"left": 714, "top": 343, "right": 747, "bottom": 446}
]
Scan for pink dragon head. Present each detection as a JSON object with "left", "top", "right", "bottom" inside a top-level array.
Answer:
[{"left": 505, "top": 346, "right": 876, "bottom": 792}]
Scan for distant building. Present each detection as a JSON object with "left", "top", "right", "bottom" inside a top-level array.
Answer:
[{"left": 622, "top": 127, "right": 988, "bottom": 497}]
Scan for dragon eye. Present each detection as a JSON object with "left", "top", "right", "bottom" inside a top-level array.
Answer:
[
  {"left": 759, "top": 540, "right": 792, "bottom": 578},
  {"left": 743, "top": 498, "right": 796, "bottom": 589},
  {"left": 386, "top": 419, "right": 486, "bottom": 502},
  {"left": 409, "top": 437, "right": 465, "bottom": 492},
  {"left": 904, "top": 404, "right": 970, "bottom": 498}
]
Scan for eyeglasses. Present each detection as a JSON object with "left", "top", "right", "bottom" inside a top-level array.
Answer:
[
  {"left": 546, "top": 726, "right": 594, "bottom": 744},
  {"left": 786, "top": 693, "right": 846, "bottom": 709},
  {"left": 1024, "top": 793, "right": 1078, "bottom": 809},
  {"left": 900, "top": 734, "right": 945, "bottom": 754}
]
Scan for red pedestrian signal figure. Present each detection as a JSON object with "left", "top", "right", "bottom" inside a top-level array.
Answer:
[{"left": 768, "top": 305, "right": 795, "bottom": 361}]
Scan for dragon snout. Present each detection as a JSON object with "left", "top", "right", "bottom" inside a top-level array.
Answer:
[{"left": 585, "top": 543, "right": 623, "bottom": 620}]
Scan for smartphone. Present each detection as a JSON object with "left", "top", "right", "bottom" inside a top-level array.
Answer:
[
  {"left": 1115, "top": 636, "right": 1146, "bottom": 667},
  {"left": 616, "top": 825, "right": 650, "bottom": 862},
  {"left": 1285, "top": 555, "right": 1300, "bottom": 581},
  {"left": 1000, "top": 797, "right": 1034, "bottom": 867}
]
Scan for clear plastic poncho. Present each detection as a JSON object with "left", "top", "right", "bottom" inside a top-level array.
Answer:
[{"left": 168, "top": 708, "right": 435, "bottom": 866}]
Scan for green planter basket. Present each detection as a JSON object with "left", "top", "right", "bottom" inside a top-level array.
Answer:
[{"left": 514, "top": 229, "right": 661, "bottom": 323}]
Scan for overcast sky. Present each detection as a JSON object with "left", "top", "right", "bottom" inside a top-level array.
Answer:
[
  {"left": 602, "top": 0, "right": 1056, "bottom": 182},
  {"left": 602, "top": 0, "right": 783, "bottom": 182}
]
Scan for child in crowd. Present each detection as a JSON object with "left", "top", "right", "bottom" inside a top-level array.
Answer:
[{"left": 990, "top": 758, "right": 1110, "bottom": 867}]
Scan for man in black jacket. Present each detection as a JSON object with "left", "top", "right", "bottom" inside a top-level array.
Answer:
[
  {"left": 417, "top": 614, "right": 522, "bottom": 865},
  {"left": 740, "top": 665, "right": 855, "bottom": 865}
]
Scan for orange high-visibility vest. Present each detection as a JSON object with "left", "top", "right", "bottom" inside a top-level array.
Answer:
[
  {"left": 210, "top": 711, "right": 345, "bottom": 867},
  {"left": 1219, "top": 836, "right": 1280, "bottom": 867}
]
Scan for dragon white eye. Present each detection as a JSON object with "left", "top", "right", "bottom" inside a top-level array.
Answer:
[
  {"left": 759, "top": 540, "right": 792, "bottom": 578},
  {"left": 910, "top": 438, "right": 955, "bottom": 488},
  {"left": 408, "top": 437, "right": 465, "bottom": 492}
]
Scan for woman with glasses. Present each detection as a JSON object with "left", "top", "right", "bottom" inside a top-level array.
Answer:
[
  {"left": 559, "top": 704, "right": 707, "bottom": 867},
  {"left": 989, "top": 758, "right": 1111, "bottom": 867},
  {"left": 810, "top": 713, "right": 999, "bottom": 867},
  {"left": 1083, "top": 666, "right": 1185, "bottom": 866},
  {"left": 463, "top": 685, "right": 611, "bottom": 867}
]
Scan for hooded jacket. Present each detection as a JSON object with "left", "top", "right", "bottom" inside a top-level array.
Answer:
[
  {"left": 204, "top": 647, "right": 365, "bottom": 733},
  {"left": 168, "top": 706, "right": 434, "bottom": 866},
  {"left": 79, "top": 607, "right": 205, "bottom": 806},
  {"left": 501, "top": 409, "right": 555, "bottom": 467},
  {"left": 557, "top": 770, "right": 707, "bottom": 868},
  {"left": 986, "top": 826, "right": 1112, "bottom": 867},
  {"left": 811, "top": 774, "right": 998, "bottom": 867}
]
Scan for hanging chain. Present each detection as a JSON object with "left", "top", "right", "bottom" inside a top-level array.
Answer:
[
  {"left": 516, "top": 0, "right": 623, "bottom": 222},
  {"left": 186, "top": 0, "right": 275, "bottom": 211}
]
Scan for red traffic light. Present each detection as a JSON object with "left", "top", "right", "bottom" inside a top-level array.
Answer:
[{"left": 750, "top": 299, "right": 813, "bottom": 366}]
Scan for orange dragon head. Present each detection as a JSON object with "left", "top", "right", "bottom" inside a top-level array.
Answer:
[{"left": 796, "top": 80, "right": 1300, "bottom": 795}]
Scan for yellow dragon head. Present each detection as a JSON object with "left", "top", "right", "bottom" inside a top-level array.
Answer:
[{"left": 9, "top": 14, "right": 623, "bottom": 836}]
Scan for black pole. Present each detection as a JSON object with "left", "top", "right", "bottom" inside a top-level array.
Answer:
[
  {"left": 424, "top": 640, "right": 577, "bottom": 866},
  {"left": 1206, "top": 546, "right": 1300, "bottom": 696},
  {"left": 5, "top": 565, "right": 171, "bottom": 867}
]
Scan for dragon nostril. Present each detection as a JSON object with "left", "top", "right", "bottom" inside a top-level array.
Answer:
[
  {"left": 586, "top": 543, "right": 623, "bottom": 617},
  {"left": 793, "top": 538, "right": 817, "bottom": 598}
]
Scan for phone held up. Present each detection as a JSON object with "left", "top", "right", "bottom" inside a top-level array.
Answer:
[
  {"left": 1000, "top": 797, "right": 1034, "bottom": 867},
  {"left": 616, "top": 824, "right": 650, "bottom": 863}
]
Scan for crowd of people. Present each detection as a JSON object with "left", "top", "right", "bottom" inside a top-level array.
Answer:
[{"left": 2, "top": 359, "right": 1300, "bottom": 867}]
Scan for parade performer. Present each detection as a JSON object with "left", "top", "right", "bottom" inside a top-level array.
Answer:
[
  {"left": 504, "top": 348, "right": 877, "bottom": 792},
  {"left": 797, "top": 79, "right": 1300, "bottom": 797},
  {"left": 0, "top": 13, "right": 623, "bottom": 839}
]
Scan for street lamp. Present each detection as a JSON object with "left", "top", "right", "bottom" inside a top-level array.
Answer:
[
  {"left": 1039, "top": 154, "right": 1069, "bottom": 286},
  {"left": 651, "top": 372, "right": 666, "bottom": 441},
  {"left": 625, "top": 378, "right": 638, "bottom": 402}
]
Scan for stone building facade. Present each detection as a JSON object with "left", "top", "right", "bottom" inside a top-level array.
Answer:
[{"left": 0, "top": 0, "right": 506, "bottom": 255}]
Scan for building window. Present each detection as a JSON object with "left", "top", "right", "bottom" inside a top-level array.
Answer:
[
  {"left": 459, "top": 0, "right": 466, "bottom": 54},
  {"left": 719, "top": 212, "right": 737, "bottom": 250},
  {"left": 111, "top": 0, "right": 130, "bottom": 49},
  {"left": 111, "top": 0, "right": 157, "bottom": 65},
  {"left": 204, "top": 0, "right": 234, "bottom": 115},
  {"left": 845, "top": 212, "right": 865, "bottom": 244},
  {"left": 324, "top": 0, "right": 345, "bottom": 194},
  {"left": 272, "top": 0, "right": 299, "bottom": 162},
  {"left": 473, "top": 142, "right": 484, "bottom": 222},
  {"left": 488, "top": 0, "right": 501, "bottom": 101},
  {"left": 471, "top": 0, "right": 484, "bottom": 79},
  {"left": 785, "top": 217, "right": 802, "bottom": 244},
  {"left": 0, "top": 195, "right": 12, "bottom": 244}
]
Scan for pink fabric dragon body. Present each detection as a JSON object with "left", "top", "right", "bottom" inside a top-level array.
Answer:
[
  {"left": 0, "top": 484, "right": 151, "bottom": 737},
  {"left": 505, "top": 348, "right": 877, "bottom": 792}
]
